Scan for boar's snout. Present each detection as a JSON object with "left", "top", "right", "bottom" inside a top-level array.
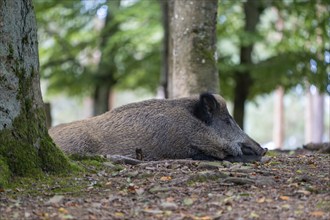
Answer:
[
  {"left": 241, "top": 141, "right": 267, "bottom": 157},
  {"left": 224, "top": 140, "right": 267, "bottom": 163}
]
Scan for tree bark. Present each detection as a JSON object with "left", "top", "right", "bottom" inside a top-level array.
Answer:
[
  {"left": 160, "top": 0, "right": 171, "bottom": 98},
  {"left": 169, "top": 0, "right": 219, "bottom": 98},
  {"left": 312, "top": 90, "right": 324, "bottom": 142},
  {"left": 305, "top": 86, "right": 313, "bottom": 143},
  {"left": 305, "top": 86, "right": 325, "bottom": 143},
  {"left": 273, "top": 86, "right": 285, "bottom": 149},
  {"left": 93, "top": 84, "right": 111, "bottom": 116},
  {"left": 92, "top": 0, "right": 120, "bottom": 115},
  {"left": 233, "top": 0, "right": 262, "bottom": 129},
  {"left": 0, "top": 0, "right": 72, "bottom": 186}
]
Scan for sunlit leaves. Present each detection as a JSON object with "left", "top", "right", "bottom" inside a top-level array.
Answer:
[
  {"left": 35, "top": 0, "right": 162, "bottom": 97},
  {"left": 217, "top": 0, "right": 329, "bottom": 100}
]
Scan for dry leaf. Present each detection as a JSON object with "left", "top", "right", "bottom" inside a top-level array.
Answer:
[
  {"left": 114, "top": 212, "right": 125, "bottom": 217},
  {"left": 143, "top": 208, "right": 163, "bottom": 214},
  {"left": 166, "top": 197, "right": 175, "bottom": 202},
  {"left": 257, "top": 197, "right": 266, "bottom": 203},
  {"left": 183, "top": 198, "right": 194, "bottom": 206},
  {"left": 249, "top": 211, "right": 259, "bottom": 218},
  {"left": 310, "top": 211, "right": 325, "bottom": 217},
  {"left": 279, "top": 196, "right": 290, "bottom": 201},
  {"left": 58, "top": 207, "right": 69, "bottom": 214},
  {"left": 281, "top": 204, "right": 291, "bottom": 209},
  {"left": 296, "top": 190, "right": 311, "bottom": 195},
  {"left": 160, "top": 176, "right": 172, "bottom": 181},
  {"left": 196, "top": 216, "right": 212, "bottom": 220}
]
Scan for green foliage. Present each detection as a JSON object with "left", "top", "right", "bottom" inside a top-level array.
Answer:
[
  {"left": 217, "top": 0, "right": 329, "bottom": 100},
  {"left": 35, "top": 0, "right": 162, "bottom": 97},
  {"left": 35, "top": 0, "right": 328, "bottom": 101},
  {"left": 0, "top": 156, "right": 10, "bottom": 187}
]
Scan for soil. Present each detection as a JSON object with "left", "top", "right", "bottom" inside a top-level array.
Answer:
[{"left": 1, "top": 149, "right": 329, "bottom": 220}]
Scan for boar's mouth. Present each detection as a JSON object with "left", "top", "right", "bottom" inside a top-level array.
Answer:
[
  {"left": 224, "top": 144, "right": 268, "bottom": 163},
  {"left": 223, "top": 154, "right": 262, "bottom": 163},
  {"left": 192, "top": 153, "right": 264, "bottom": 163},
  {"left": 192, "top": 144, "right": 267, "bottom": 163}
]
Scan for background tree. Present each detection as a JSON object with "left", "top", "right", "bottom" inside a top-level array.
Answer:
[
  {"left": 35, "top": 0, "right": 162, "bottom": 115},
  {"left": 232, "top": 0, "right": 263, "bottom": 129},
  {"left": 0, "top": 0, "right": 72, "bottom": 187},
  {"left": 167, "top": 0, "right": 219, "bottom": 98},
  {"left": 217, "top": 0, "right": 329, "bottom": 129},
  {"left": 93, "top": 0, "right": 120, "bottom": 115}
]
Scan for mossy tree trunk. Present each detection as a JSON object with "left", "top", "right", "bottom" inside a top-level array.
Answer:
[
  {"left": 168, "top": 0, "right": 219, "bottom": 98},
  {"left": 0, "top": 0, "right": 72, "bottom": 187}
]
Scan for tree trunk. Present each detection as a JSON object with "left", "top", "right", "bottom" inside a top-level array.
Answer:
[
  {"left": 0, "top": 0, "right": 72, "bottom": 186},
  {"left": 160, "top": 0, "right": 170, "bottom": 98},
  {"left": 273, "top": 86, "right": 285, "bottom": 149},
  {"left": 312, "top": 91, "right": 324, "bottom": 142},
  {"left": 93, "top": 84, "right": 111, "bottom": 116},
  {"left": 169, "top": 0, "right": 219, "bottom": 98},
  {"left": 305, "top": 86, "right": 313, "bottom": 143},
  {"left": 92, "top": 0, "right": 120, "bottom": 115},
  {"left": 305, "top": 86, "right": 325, "bottom": 143},
  {"left": 233, "top": 0, "right": 261, "bottom": 129}
]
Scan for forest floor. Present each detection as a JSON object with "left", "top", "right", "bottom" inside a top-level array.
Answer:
[{"left": 0, "top": 149, "right": 329, "bottom": 220}]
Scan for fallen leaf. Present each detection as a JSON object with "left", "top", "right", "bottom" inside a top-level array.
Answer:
[
  {"left": 281, "top": 204, "right": 291, "bottom": 209},
  {"left": 58, "top": 207, "right": 69, "bottom": 214},
  {"left": 310, "top": 211, "right": 325, "bottom": 217},
  {"left": 135, "top": 188, "right": 145, "bottom": 195},
  {"left": 46, "top": 195, "right": 64, "bottom": 205},
  {"left": 257, "top": 197, "right": 265, "bottom": 203},
  {"left": 127, "top": 185, "right": 138, "bottom": 193},
  {"left": 160, "top": 176, "right": 172, "bottom": 181},
  {"left": 114, "top": 212, "right": 125, "bottom": 217},
  {"left": 62, "top": 214, "right": 74, "bottom": 219},
  {"left": 161, "top": 201, "right": 178, "bottom": 210},
  {"left": 143, "top": 208, "right": 163, "bottom": 214},
  {"left": 249, "top": 211, "right": 259, "bottom": 218},
  {"left": 296, "top": 190, "right": 311, "bottom": 195},
  {"left": 166, "top": 197, "right": 175, "bottom": 202},
  {"left": 183, "top": 198, "right": 194, "bottom": 206},
  {"left": 279, "top": 196, "right": 290, "bottom": 201}
]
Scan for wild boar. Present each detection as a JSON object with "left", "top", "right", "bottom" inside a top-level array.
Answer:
[{"left": 49, "top": 93, "right": 267, "bottom": 163}]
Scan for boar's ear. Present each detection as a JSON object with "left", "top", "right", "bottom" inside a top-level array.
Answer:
[{"left": 193, "top": 93, "right": 219, "bottom": 125}]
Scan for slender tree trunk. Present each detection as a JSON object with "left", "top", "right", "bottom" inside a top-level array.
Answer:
[
  {"left": 93, "top": 84, "right": 111, "bottom": 116},
  {"left": 160, "top": 0, "right": 170, "bottom": 98},
  {"left": 305, "top": 86, "right": 313, "bottom": 143},
  {"left": 305, "top": 86, "right": 324, "bottom": 144},
  {"left": 169, "top": 0, "right": 219, "bottom": 98},
  {"left": 312, "top": 91, "right": 324, "bottom": 142},
  {"left": 92, "top": 0, "right": 120, "bottom": 115},
  {"left": 233, "top": 0, "right": 262, "bottom": 129},
  {"left": 273, "top": 86, "right": 285, "bottom": 149},
  {"left": 305, "top": 87, "right": 325, "bottom": 143},
  {"left": 0, "top": 0, "right": 72, "bottom": 186}
]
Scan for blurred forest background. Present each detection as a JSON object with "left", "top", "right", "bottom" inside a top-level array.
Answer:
[{"left": 33, "top": 0, "right": 330, "bottom": 150}]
